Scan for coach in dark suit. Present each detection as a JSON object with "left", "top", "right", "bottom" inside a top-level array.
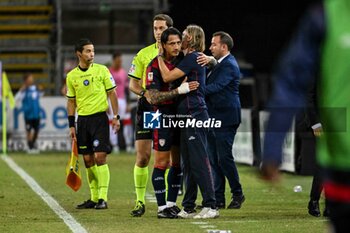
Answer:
[
  {"left": 295, "top": 79, "right": 328, "bottom": 217},
  {"left": 204, "top": 31, "right": 245, "bottom": 209}
]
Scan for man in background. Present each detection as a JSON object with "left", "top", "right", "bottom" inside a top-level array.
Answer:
[
  {"left": 15, "top": 73, "right": 42, "bottom": 154},
  {"left": 109, "top": 52, "right": 134, "bottom": 153}
]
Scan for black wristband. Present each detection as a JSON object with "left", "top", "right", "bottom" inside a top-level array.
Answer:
[{"left": 68, "top": 115, "right": 75, "bottom": 128}]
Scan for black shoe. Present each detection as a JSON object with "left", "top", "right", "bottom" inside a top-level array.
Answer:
[
  {"left": 323, "top": 207, "right": 330, "bottom": 217},
  {"left": 157, "top": 208, "right": 177, "bottom": 219},
  {"left": 227, "top": 195, "right": 245, "bottom": 209},
  {"left": 308, "top": 200, "right": 321, "bottom": 217},
  {"left": 95, "top": 199, "right": 108, "bottom": 209},
  {"left": 76, "top": 199, "right": 97, "bottom": 209},
  {"left": 216, "top": 203, "right": 226, "bottom": 209},
  {"left": 130, "top": 201, "right": 145, "bottom": 217},
  {"left": 168, "top": 205, "right": 181, "bottom": 215}
]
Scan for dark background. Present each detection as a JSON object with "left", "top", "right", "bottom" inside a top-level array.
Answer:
[{"left": 168, "top": 0, "right": 321, "bottom": 74}]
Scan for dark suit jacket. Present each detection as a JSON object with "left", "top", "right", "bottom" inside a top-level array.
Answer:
[{"left": 204, "top": 54, "right": 241, "bottom": 128}]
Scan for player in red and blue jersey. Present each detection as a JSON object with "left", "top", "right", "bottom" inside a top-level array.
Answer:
[{"left": 145, "top": 27, "right": 199, "bottom": 218}]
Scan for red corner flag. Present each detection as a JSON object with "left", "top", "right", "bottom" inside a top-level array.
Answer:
[{"left": 65, "top": 140, "right": 82, "bottom": 191}]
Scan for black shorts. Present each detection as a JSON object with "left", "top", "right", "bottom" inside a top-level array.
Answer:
[
  {"left": 152, "top": 105, "right": 179, "bottom": 151},
  {"left": 25, "top": 118, "right": 40, "bottom": 133},
  {"left": 135, "top": 97, "right": 153, "bottom": 140},
  {"left": 153, "top": 127, "right": 180, "bottom": 151},
  {"left": 77, "top": 112, "right": 111, "bottom": 155}
]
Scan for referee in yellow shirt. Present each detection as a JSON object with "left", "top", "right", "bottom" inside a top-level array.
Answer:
[
  {"left": 66, "top": 38, "right": 120, "bottom": 210},
  {"left": 128, "top": 14, "right": 173, "bottom": 217}
]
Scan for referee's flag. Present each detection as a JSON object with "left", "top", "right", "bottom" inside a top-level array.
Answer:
[
  {"left": 66, "top": 140, "right": 82, "bottom": 191},
  {"left": 1, "top": 63, "right": 15, "bottom": 155},
  {"left": 1, "top": 71, "right": 15, "bottom": 108}
]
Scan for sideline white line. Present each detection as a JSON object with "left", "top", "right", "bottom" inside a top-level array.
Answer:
[{"left": 2, "top": 155, "right": 87, "bottom": 233}]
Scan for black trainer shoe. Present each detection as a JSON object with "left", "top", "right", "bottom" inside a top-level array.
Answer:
[
  {"left": 227, "top": 195, "right": 245, "bottom": 209},
  {"left": 157, "top": 208, "right": 177, "bottom": 219},
  {"left": 130, "top": 201, "right": 145, "bottom": 217},
  {"left": 95, "top": 199, "right": 108, "bottom": 209},
  {"left": 308, "top": 200, "right": 321, "bottom": 217},
  {"left": 76, "top": 199, "right": 97, "bottom": 209},
  {"left": 168, "top": 205, "right": 181, "bottom": 215}
]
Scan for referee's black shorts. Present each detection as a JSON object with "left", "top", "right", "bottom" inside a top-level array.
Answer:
[
  {"left": 77, "top": 112, "right": 111, "bottom": 155},
  {"left": 135, "top": 97, "right": 153, "bottom": 140}
]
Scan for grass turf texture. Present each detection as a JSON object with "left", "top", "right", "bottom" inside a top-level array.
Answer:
[{"left": 0, "top": 152, "right": 328, "bottom": 233}]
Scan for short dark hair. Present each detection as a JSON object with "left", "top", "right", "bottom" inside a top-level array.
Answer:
[
  {"left": 112, "top": 51, "right": 122, "bottom": 60},
  {"left": 74, "top": 38, "right": 93, "bottom": 53},
  {"left": 153, "top": 14, "right": 173, "bottom": 27},
  {"left": 213, "top": 31, "right": 234, "bottom": 51},
  {"left": 23, "top": 72, "right": 32, "bottom": 81},
  {"left": 161, "top": 27, "right": 182, "bottom": 44}
]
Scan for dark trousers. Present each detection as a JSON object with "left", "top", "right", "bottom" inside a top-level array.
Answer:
[
  {"left": 181, "top": 114, "right": 216, "bottom": 209},
  {"left": 207, "top": 125, "right": 242, "bottom": 204},
  {"left": 310, "top": 164, "right": 323, "bottom": 201}
]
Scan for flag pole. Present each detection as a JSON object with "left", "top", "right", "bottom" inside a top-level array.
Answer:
[{"left": 1, "top": 62, "right": 6, "bottom": 155}]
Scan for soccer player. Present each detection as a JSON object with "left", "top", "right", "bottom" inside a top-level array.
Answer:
[
  {"left": 15, "top": 73, "right": 42, "bottom": 154},
  {"left": 145, "top": 27, "right": 199, "bottom": 218},
  {"left": 128, "top": 14, "right": 173, "bottom": 217},
  {"left": 66, "top": 38, "right": 120, "bottom": 210},
  {"left": 157, "top": 24, "right": 219, "bottom": 219}
]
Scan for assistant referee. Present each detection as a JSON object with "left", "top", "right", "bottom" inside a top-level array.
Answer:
[{"left": 66, "top": 38, "right": 120, "bottom": 210}]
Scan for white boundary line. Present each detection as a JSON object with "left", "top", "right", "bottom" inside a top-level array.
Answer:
[{"left": 1, "top": 155, "right": 88, "bottom": 233}]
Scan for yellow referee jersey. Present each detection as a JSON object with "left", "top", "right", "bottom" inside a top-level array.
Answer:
[
  {"left": 66, "top": 63, "right": 116, "bottom": 116},
  {"left": 128, "top": 43, "right": 158, "bottom": 88}
]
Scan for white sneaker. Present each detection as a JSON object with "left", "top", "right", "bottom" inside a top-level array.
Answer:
[
  {"left": 27, "top": 149, "right": 39, "bottom": 154},
  {"left": 32, "top": 149, "right": 40, "bottom": 154},
  {"left": 126, "top": 146, "right": 135, "bottom": 153},
  {"left": 193, "top": 207, "right": 219, "bottom": 219},
  {"left": 177, "top": 209, "right": 197, "bottom": 219}
]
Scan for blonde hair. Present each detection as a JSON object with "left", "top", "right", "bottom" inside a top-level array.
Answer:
[{"left": 185, "top": 24, "right": 205, "bottom": 52}]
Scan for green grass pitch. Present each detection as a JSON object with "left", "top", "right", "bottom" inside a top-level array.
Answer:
[{"left": 0, "top": 152, "right": 328, "bottom": 233}]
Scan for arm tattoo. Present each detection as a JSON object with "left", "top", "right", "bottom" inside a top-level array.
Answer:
[{"left": 148, "top": 89, "right": 178, "bottom": 105}]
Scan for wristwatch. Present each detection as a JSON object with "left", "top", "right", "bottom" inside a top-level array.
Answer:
[
  {"left": 113, "top": 114, "right": 120, "bottom": 120},
  {"left": 140, "top": 90, "right": 146, "bottom": 97}
]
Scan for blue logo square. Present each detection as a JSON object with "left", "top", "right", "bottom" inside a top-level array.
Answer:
[{"left": 143, "top": 110, "right": 162, "bottom": 129}]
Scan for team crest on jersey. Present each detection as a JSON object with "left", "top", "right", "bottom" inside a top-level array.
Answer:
[
  {"left": 129, "top": 64, "right": 135, "bottom": 74},
  {"left": 83, "top": 80, "right": 89, "bottom": 86},
  {"left": 159, "top": 139, "right": 165, "bottom": 147},
  {"left": 93, "top": 139, "right": 99, "bottom": 147},
  {"left": 148, "top": 72, "right": 153, "bottom": 82}
]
